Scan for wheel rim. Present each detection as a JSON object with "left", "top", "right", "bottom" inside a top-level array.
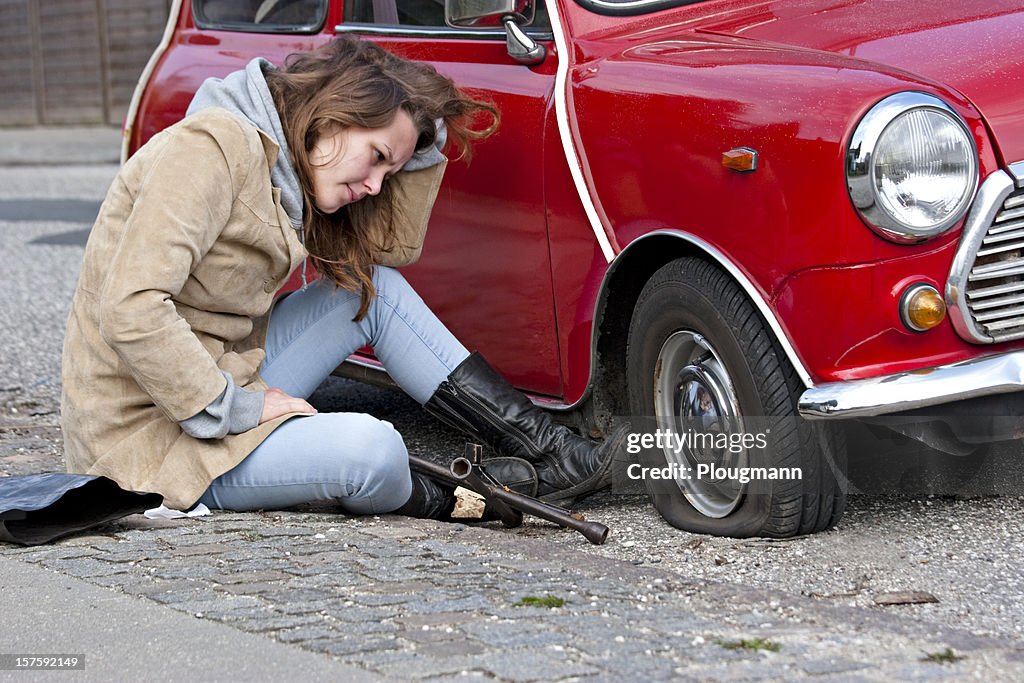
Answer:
[{"left": 654, "top": 330, "right": 747, "bottom": 518}]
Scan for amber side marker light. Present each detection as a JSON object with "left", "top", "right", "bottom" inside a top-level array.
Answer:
[
  {"left": 901, "top": 284, "right": 946, "bottom": 332},
  {"left": 722, "top": 147, "right": 758, "bottom": 172}
]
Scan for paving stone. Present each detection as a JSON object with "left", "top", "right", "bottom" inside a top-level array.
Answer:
[
  {"left": 880, "top": 663, "right": 969, "bottom": 681},
  {"left": 275, "top": 625, "right": 343, "bottom": 643},
  {"left": 98, "top": 549, "right": 174, "bottom": 564},
  {"left": 462, "top": 621, "right": 571, "bottom": 648},
  {"left": 45, "top": 557, "right": 132, "bottom": 578},
  {"left": 343, "top": 648, "right": 423, "bottom": 673},
  {"left": 318, "top": 603, "right": 398, "bottom": 623},
  {"left": 168, "top": 598, "right": 274, "bottom": 621},
  {"left": 418, "top": 673, "right": 490, "bottom": 683},
  {"left": 411, "top": 540, "right": 480, "bottom": 558},
  {"left": 263, "top": 587, "right": 345, "bottom": 604},
  {"left": 585, "top": 672, "right": 697, "bottom": 683},
  {"left": 149, "top": 565, "right": 223, "bottom": 580},
  {"left": 641, "top": 615, "right": 723, "bottom": 637},
  {"left": 271, "top": 600, "right": 334, "bottom": 616},
  {"left": 132, "top": 581, "right": 220, "bottom": 605},
  {"left": 350, "top": 559, "right": 428, "bottom": 581},
  {"left": 415, "top": 639, "right": 488, "bottom": 657},
  {"left": 53, "top": 533, "right": 119, "bottom": 547},
  {"left": 542, "top": 613, "right": 632, "bottom": 632},
  {"left": 677, "top": 660, "right": 792, "bottom": 681},
  {"left": 358, "top": 620, "right": 403, "bottom": 637},
  {"left": 250, "top": 526, "right": 318, "bottom": 537},
  {"left": 233, "top": 614, "right": 329, "bottom": 634},
  {"left": 214, "top": 552, "right": 297, "bottom": 566},
  {"left": 304, "top": 634, "right": 403, "bottom": 657},
  {"left": 573, "top": 635, "right": 675, "bottom": 659},
  {"left": 21, "top": 546, "right": 102, "bottom": 562},
  {"left": 359, "top": 524, "right": 429, "bottom": 540},
  {"left": 401, "top": 594, "right": 495, "bottom": 614},
  {"left": 358, "top": 580, "right": 435, "bottom": 594},
  {"left": 348, "top": 593, "right": 413, "bottom": 607},
  {"left": 281, "top": 564, "right": 334, "bottom": 577},
  {"left": 373, "top": 650, "right": 599, "bottom": 681},
  {"left": 584, "top": 650, "right": 686, "bottom": 679},
  {"left": 798, "top": 658, "right": 872, "bottom": 675},
  {"left": 164, "top": 542, "right": 229, "bottom": 557},
  {"left": 67, "top": 567, "right": 137, "bottom": 586},
  {"left": 395, "top": 612, "right": 485, "bottom": 628},
  {"left": 482, "top": 559, "right": 559, "bottom": 574},
  {"left": 288, "top": 549, "right": 354, "bottom": 563},
  {"left": 216, "top": 581, "right": 288, "bottom": 596},
  {"left": 213, "top": 569, "right": 292, "bottom": 584},
  {"left": 191, "top": 606, "right": 278, "bottom": 623}
]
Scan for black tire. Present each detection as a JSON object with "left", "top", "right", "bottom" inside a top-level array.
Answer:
[{"left": 626, "top": 257, "right": 846, "bottom": 537}]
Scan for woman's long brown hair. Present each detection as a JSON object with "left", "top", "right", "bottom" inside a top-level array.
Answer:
[{"left": 266, "top": 36, "right": 498, "bottom": 319}]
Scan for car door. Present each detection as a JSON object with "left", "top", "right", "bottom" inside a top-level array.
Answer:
[{"left": 338, "top": 0, "right": 562, "bottom": 396}]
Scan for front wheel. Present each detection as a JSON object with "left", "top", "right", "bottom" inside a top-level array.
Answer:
[{"left": 626, "top": 257, "right": 846, "bottom": 537}]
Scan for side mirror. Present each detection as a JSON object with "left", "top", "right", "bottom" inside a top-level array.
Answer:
[
  {"left": 445, "top": 0, "right": 545, "bottom": 66},
  {"left": 446, "top": 0, "right": 535, "bottom": 28}
]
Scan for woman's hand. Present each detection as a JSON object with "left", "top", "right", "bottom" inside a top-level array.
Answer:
[{"left": 260, "top": 387, "right": 317, "bottom": 424}]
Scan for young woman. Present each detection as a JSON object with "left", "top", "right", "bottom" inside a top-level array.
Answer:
[{"left": 61, "top": 37, "right": 622, "bottom": 520}]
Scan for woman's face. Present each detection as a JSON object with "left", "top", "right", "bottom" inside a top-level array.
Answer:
[{"left": 308, "top": 109, "right": 418, "bottom": 214}]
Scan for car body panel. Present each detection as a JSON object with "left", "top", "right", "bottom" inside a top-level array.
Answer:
[
  {"left": 554, "top": 0, "right": 1019, "bottom": 392},
  {"left": 127, "top": 0, "right": 1024, "bottom": 413},
  {"left": 362, "top": 37, "right": 564, "bottom": 394},
  {"left": 694, "top": 0, "right": 1024, "bottom": 164}
]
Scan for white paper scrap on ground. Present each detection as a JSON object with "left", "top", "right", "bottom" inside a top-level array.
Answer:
[{"left": 143, "top": 503, "right": 212, "bottom": 519}]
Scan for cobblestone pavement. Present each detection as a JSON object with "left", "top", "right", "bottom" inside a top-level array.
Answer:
[
  {"left": 1, "top": 409, "right": 1021, "bottom": 679},
  {"left": 3, "top": 396, "right": 1024, "bottom": 679},
  {"left": 4, "top": 508, "right": 1023, "bottom": 681}
]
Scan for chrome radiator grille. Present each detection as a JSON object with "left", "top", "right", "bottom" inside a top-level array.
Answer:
[{"left": 964, "top": 187, "right": 1024, "bottom": 340}]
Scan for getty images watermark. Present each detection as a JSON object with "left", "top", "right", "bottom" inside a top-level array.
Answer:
[{"left": 622, "top": 428, "right": 804, "bottom": 483}]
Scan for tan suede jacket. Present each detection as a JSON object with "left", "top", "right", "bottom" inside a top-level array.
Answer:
[{"left": 61, "top": 108, "right": 444, "bottom": 509}]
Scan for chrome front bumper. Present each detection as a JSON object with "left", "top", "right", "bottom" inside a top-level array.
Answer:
[{"left": 798, "top": 350, "right": 1024, "bottom": 418}]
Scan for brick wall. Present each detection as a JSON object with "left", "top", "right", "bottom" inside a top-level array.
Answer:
[{"left": 0, "top": 0, "right": 170, "bottom": 126}]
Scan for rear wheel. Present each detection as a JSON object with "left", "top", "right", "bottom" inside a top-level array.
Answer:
[{"left": 626, "top": 257, "right": 846, "bottom": 537}]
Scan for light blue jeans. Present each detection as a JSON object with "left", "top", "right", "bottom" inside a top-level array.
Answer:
[{"left": 197, "top": 267, "right": 469, "bottom": 514}]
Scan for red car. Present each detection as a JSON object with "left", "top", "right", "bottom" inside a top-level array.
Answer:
[{"left": 125, "top": 0, "right": 1024, "bottom": 537}]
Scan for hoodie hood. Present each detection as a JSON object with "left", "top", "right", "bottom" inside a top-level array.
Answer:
[{"left": 187, "top": 58, "right": 304, "bottom": 229}]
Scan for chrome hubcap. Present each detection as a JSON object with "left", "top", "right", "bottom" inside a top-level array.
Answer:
[{"left": 654, "top": 331, "right": 746, "bottom": 517}]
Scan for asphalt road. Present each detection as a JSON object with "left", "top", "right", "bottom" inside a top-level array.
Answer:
[{"left": 1, "top": 156, "right": 1023, "bottom": 671}]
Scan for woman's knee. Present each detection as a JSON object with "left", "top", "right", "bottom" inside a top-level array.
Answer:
[{"left": 342, "top": 415, "right": 411, "bottom": 512}]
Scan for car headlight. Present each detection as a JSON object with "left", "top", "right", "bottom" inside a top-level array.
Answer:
[{"left": 847, "top": 92, "right": 978, "bottom": 243}]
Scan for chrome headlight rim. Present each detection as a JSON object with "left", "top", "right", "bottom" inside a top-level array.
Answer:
[{"left": 847, "top": 91, "right": 979, "bottom": 244}]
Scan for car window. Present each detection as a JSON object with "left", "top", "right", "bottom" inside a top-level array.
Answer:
[
  {"left": 345, "top": 0, "right": 550, "bottom": 30},
  {"left": 193, "top": 0, "right": 329, "bottom": 32}
]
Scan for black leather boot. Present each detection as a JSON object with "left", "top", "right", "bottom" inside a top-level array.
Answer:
[
  {"left": 391, "top": 471, "right": 456, "bottom": 520},
  {"left": 424, "top": 352, "right": 627, "bottom": 505}
]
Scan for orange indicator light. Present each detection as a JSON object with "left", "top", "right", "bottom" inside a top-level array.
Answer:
[
  {"left": 722, "top": 148, "right": 758, "bottom": 172},
  {"left": 901, "top": 284, "right": 946, "bottom": 332}
]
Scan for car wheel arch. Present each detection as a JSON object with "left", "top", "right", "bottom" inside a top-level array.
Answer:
[{"left": 587, "top": 230, "right": 814, "bottom": 424}]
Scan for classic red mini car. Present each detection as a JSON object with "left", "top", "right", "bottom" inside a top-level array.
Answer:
[{"left": 126, "top": 0, "right": 1024, "bottom": 537}]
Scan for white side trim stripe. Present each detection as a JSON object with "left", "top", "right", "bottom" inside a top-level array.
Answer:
[
  {"left": 122, "top": 0, "right": 183, "bottom": 164},
  {"left": 545, "top": 0, "right": 617, "bottom": 263}
]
